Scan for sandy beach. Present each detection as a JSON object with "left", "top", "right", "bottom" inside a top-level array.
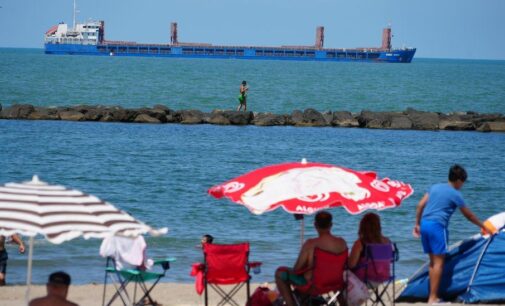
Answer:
[{"left": 0, "top": 282, "right": 498, "bottom": 306}]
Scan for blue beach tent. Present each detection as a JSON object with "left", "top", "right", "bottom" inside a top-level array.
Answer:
[{"left": 397, "top": 229, "right": 505, "bottom": 304}]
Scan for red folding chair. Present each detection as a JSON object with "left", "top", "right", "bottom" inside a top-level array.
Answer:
[
  {"left": 294, "top": 248, "right": 348, "bottom": 306},
  {"left": 203, "top": 242, "right": 260, "bottom": 306}
]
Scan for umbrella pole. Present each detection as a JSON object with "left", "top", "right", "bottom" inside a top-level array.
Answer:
[
  {"left": 300, "top": 217, "right": 304, "bottom": 247},
  {"left": 25, "top": 236, "right": 34, "bottom": 305}
]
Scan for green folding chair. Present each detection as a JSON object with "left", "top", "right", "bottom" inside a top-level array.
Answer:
[{"left": 102, "top": 257, "right": 176, "bottom": 306}]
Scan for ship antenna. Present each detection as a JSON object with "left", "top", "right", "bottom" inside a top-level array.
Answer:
[{"left": 72, "top": 0, "right": 77, "bottom": 30}]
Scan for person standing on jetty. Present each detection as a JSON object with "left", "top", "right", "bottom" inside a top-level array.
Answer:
[
  {"left": 0, "top": 234, "right": 25, "bottom": 286},
  {"left": 237, "top": 80, "right": 248, "bottom": 111},
  {"left": 413, "top": 165, "right": 492, "bottom": 304}
]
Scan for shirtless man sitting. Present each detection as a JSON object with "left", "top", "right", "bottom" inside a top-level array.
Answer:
[
  {"left": 29, "top": 271, "right": 78, "bottom": 306},
  {"left": 275, "top": 211, "right": 347, "bottom": 306}
]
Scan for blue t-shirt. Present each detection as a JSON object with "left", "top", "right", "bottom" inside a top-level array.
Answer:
[{"left": 421, "top": 183, "right": 466, "bottom": 228}]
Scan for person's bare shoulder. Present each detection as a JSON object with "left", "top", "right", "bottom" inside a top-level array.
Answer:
[
  {"left": 29, "top": 297, "right": 47, "bottom": 306},
  {"left": 382, "top": 236, "right": 392, "bottom": 244},
  {"left": 28, "top": 298, "right": 41, "bottom": 306},
  {"left": 29, "top": 296, "right": 78, "bottom": 306},
  {"left": 332, "top": 236, "right": 348, "bottom": 249}
]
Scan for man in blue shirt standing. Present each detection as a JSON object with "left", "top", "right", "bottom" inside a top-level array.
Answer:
[{"left": 413, "top": 165, "right": 492, "bottom": 304}]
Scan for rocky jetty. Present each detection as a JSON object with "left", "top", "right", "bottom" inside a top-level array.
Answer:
[{"left": 1, "top": 103, "right": 504, "bottom": 132}]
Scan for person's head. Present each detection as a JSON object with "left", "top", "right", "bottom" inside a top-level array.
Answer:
[
  {"left": 201, "top": 234, "right": 214, "bottom": 245},
  {"left": 314, "top": 211, "right": 332, "bottom": 233},
  {"left": 242, "top": 80, "right": 247, "bottom": 86},
  {"left": 448, "top": 164, "right": 467, "bottom": 190},
  {"left": 46, "top": 271, "right": 71, "bottom": 298},
  {"left": 358, "top": 212, "right": 383, "bottom": 244}
]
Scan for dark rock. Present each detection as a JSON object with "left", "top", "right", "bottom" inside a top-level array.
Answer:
[
  {"left": 439, "top": 120, "right": 475, "bottom": 131},
  {"left": 208, "top": 111, "right": 231, "bottom": 125},
  {"left": 253, "top": 113, "right": 288, "bottom": 126},
  {"left": 290, "top": 108, "right": 328, "bottom": 127},
  {"left": 331, "top": 111, "right": 359, "bottom": 127},
  {"left": 178, "top": 110, "right": 205, "bottom": 124},
  {"left": 99, "top": 112, "right": 115, "bottom": 122},
  {"left": 59, "top": 110, "right": 85, "bottom": 121},
  {"left": 137, "top": 108, "right": 167, "bottom": 123},
  {"left": 322, "top": 111, "right": 333, "bottom": 125},
  {"left": 224, "top": 111, "right": 253, "bottom": 125},
  {"left": 290, "top": 110, "right": 304, "bottom": 125},
  {"left": 477, "top": 121, "right": 505, "bottom": 132},
  {"left": 0, "top": 103, "right": 2, "bottom": 113},
  {"left": 0, "top": 104, "right": 35, "bottom": 119},
  {"left": 206, "top": 110, "right": 253, "bottom": 125},
  {"left": 477, "top": 123, "right": 491, "bottom": 133},
  {"left": 389, "top": 116, "right": 413, "bottom": 129},
  {"left": 82, "top": 109, "right": 102, "bottom": 121},
  {"left": 301, "top": 108, "right": 327, "bottom": 126},
  {"left": 357, "top": 111, "right": 394, "bottom": 128},
  {"left": 134, "top": 114, "right": 161, "bottom": 123},
  {"left": 472, "top": 113, "right": 505, "bottom": 124},
  {"left": 405, "top": 108, "right": 440, "bottom": 130},
  {"left": 69, "top": 105, "right": 102, "bottom": 121},
  {"left": 165, "top": 113, "right": 179, "bottom": 123},
  {"left": 153, "top": 104, "right": 172, "bottom": 113},
  {"left": 98, "top": 107, "right": 134, "bottom": 122},
  {"left": 29, "top": 107, "right": 59, "bottom": 120}
]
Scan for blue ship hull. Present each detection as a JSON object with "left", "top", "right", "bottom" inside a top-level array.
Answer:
[{"left": 44, "top": 43, "right": 416, "bottom": 63}]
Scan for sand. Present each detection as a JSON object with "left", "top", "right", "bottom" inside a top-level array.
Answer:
[{"left": 0, "top": 282, "right": 498, "bottom": 306}]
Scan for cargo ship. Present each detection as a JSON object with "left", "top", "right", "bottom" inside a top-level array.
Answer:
[{"left": 44, "top": 5, "right": 416, "bottom": 63}]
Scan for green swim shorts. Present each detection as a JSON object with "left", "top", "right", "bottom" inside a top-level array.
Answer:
[{"left": 279, "top": 268, "right": 307, "bottom": 286}]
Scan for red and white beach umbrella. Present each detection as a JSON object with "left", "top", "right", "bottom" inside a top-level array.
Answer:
[{"left": 209, "top": 159, "right": 414, "bottom": 216}]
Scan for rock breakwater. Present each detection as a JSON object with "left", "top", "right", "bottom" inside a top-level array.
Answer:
[{"left": 1, "top": 104, "right": 504, "bottom": 132}]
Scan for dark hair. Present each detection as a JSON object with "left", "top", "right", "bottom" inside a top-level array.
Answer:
[
  {"left": 315, "top": 211, "right": 332, "bottom": 229},
  {"left": 202, "top": 234, "right": 214, "bottom": 244},
  {"left": 359, "top": 213, "right": 383, "bottom": 244},
  {"left": 449, "top": 164, "right": 467, "bottom": 182},
  {"left": 48, "top": 271, "right": 71, "bottom": 286},
  {"left": 242, "top": 80, "right": 247, "bottom": 85}
]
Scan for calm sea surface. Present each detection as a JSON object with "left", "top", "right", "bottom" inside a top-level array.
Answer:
[
  {"left": 1, "top": 48, "right": 505, "bottom": 285},
  {"left": 1, "top": 48, "right": 505, "bottom": 113}
]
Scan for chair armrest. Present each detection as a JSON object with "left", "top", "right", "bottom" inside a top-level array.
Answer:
[
  {"left": 153, "top": 257, "right": 176, "bottom": 265},
  {"left": 190, "top": 262, "right": 205, "bottom": 277},
  {"left": 248, "top": 261, "right": 262, "bottom": 268},
  {"left": 154, "top": 257, "right": 176, "bottom": 270},
  {"left": 293, "top": 266, "right": 311, "bottom": 275},
  {"left": 248, "top": 261, "right": 263, "bottom": 274}
]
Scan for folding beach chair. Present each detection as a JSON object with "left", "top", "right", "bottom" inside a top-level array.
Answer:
[
  {"left": 361, "top": 243, "right": 399, "bottom": 306},
  {"left": 100, "top": 235, "right": 175, "bottom": 306},
  {"left": 203, "top": 242, "right": 260, "bottom": 306},
  {"left": 293, "top": 248, "right": 348, "bottom": 306}
]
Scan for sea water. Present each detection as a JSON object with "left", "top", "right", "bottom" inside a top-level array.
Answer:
[
  {"left": 1, "top": 48, "right": 505, "bottom": 284},
  {"left": 1, "top": 48, "right": 505, "bottom": 113}
]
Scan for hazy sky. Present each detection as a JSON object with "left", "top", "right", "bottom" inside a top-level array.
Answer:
[{"left": 0, "top": 0, "right": 504, "bottom": 59}]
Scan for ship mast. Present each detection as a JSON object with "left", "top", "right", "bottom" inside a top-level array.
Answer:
[{"left": 72, "top": 0, "right": 77, "bottom": 30}]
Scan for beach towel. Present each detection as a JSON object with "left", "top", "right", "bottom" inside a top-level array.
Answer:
[
  {"left": 100, "top": 235, "right": 150, "bottom": 270},
  {"left": 190, "top": 262, "right": 205, "bottom": 295}
]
